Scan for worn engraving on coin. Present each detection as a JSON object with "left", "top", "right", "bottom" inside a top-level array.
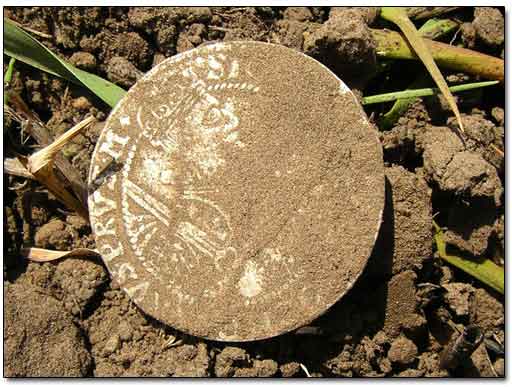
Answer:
[{"left": 89, "top": 42, "right": 385, "bottom": 341}]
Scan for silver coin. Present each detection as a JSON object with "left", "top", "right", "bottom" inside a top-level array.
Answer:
[{"left": 88, "top": 41, "right": 385, "bottom": 341}]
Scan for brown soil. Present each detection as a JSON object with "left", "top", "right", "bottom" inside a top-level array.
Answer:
[
  {"left": 3, "top": 6, "right": 504, "bottom": 378},
  {"left": 473, "top": 7, "right": 504, "bottom": 47},
  {"left": 4, "top": 282, "right": 92, "bottom": 376}
]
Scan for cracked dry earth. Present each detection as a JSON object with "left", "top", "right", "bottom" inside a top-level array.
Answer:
[{"left": 4, "top": 6, "right": 505, "bottom": 377}]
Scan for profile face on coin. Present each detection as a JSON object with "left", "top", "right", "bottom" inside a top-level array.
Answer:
[{"left": 88, "top": 41, "right": 385, "bottom": 341}]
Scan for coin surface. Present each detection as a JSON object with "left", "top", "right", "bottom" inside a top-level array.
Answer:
[{"left": 88, "top": 41, "right": 385, "bottom": 341}]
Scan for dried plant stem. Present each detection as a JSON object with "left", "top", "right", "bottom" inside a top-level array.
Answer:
[
  {"left": 372, "top": 28, "right": 504, "bottom": 82},
  {"left": 28, "top": 116, "right": 95, "bottom": 174},
  {"left": 490, "top": 143, "right": 504, "bottom": 157},
  {"left": 21, "top": 116, "right": 95, "bottom": 220},
  {"left": 378, "top": 18, "right": 458, "bottom": 129},
  {"left": 299, "top": 364, "right": 312, "bottom": 378},
  {"left": 21, "top": 247, "right": 99, "bottom": 262},
  {"left": 406, "top": 7, "right": 459, "bottom": 20},
  {"left": 4, "top": 155, "right": 35, "bottom": 179},
  {"left": 8, "top": 93, "right": 89, "bottom": 206},
  {"left": 5, "top": 17, "right": 52, "bottom": 39},
  {"left": 380, "top": 7, "right": 465, "bottom": 133}
]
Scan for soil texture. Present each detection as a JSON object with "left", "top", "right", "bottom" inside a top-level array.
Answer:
[{"left": 3, "top": 6, "right": 504, "bottom": 378}]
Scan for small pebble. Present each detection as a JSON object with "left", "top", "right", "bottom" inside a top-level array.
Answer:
[
  {"left": 388, "top": 336, "right": 418, "bottom": 365},
  {"left": 102, "top": 334, "right": 120, "bottom": 356},
  {"left": 491, "top": 107, "right": 504, "bottom": 126},
  {"left": 69, "top": 52, "right": 97, "bottom": 71},
  {"left": 280, "top": 362, "right": 301, "bottom": 377},
  {"left": 118, "top": 320, "right": 133, "bottom": 342},
  {"left": 443, "top": 283, "right": 474, "bottom": 318},
  {"left": 72, "top": 96, "right": 92, "bottom": 111}
]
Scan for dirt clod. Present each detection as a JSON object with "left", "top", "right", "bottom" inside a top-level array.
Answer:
[
  {"left": 423, "top": 126, "right": 464, "bottom": 183},
  {"left": 176, "top": 23, "right": 207, "bottom": 53},
  {"left": 34, "top": 218, "right": 74, "bottom": 250},
  {"left": 84, "top": 288, "right": 210, "bottom": 376},
  {"left": 105, "top": 56, "right": 143, "bottom": 88},
  {"left": 118, "top": 320, "right": 134, "bottom": 341},
  {"left": 235, "top": 359, "right": 279, "bottom": 377},
  {"left": 466, "top": 343, "right": 496, "bottom": 377},
  {"left": 280, "top": 362, "right": 301, "bottom": 377},
  {"left": 214, "top": 347, "right": 250, "bottom": 377},
  {"left": 447, "top": 114, "right": 504, "bottom": 172},
  {"left": 423, "top": 126, "right": 502, "bottom": 205},
  {"left": 283, "top": 7, "right": 313, "bottom": 22},
  {"left": 53, "top": 258, "right": 108, "bottom": 316},
  {"left": 461, "top": 22, "right": 476, "bottom": 48},
  {"left": 388, "top": 336, "right": 418, "bottom": 366},
  {"left": 4, "top": 282, "right": 92, "bottom": 377},
  {"left": 218, "top": 7, "right": 269, "bottom": 42},
  {"left": 72, "top": 96, "right": 92, "bottom": 111},
  {"left": 81, "top": 31, "right": 153, "bottom": 70},
  {"left": 270, "top": 20, "right": 309, "bottom": 51},
  {"left": 69, "top": 51, "right": 98, "bottom": 71},
  {"left": 494, "top": 358, "right": 504, "bottom": 377},
  {"left": 330, "top": 7, "right": 380, "bottom": 25},
  {"left": 443, "top": 201, "right": 497, "bottom": 257},
  {"left": 102, "top": 334, "right": 121, "bottom": 356},
  {"left": 417, "top": 352, "right": 448, "bottom": 377},
  {"left": 442, "top": 151, "right": 502, "bottom": 206},
  {"left": 473, "top": 7, "right": 504, "bottom": 46},
  {"left": 383, "top": 270, "right": 426, "bottom": 339},
  {"left": 443, "top": 283, "right": 475, "bottom": 318},
  {"left": 397, "top": 369, "right": 424, "bottom": 377},
  {"left": 491, "top": 107, "right": 504, "bottom": 126},
  {"left": 471, "top": 288, "right": 503, "bottom": 332},
  {"left": 382, "top": 166, "right": 432, "bottom": 275},
  {"left": 303, "top": 8, "right": 377, "bottom": 86}
]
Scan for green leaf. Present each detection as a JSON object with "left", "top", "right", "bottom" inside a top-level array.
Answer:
[
  {"left": 4, "top": 57, "right": 16, "bottom": 104},
  {"left": 433, "top": 221, "right": 504, "bottom": 294},
  {"left": 418, "top": 18, "right": 459, "bottom": 40},
  {"left": 378, "top": 76, "right": 431, "bottom": 129},
  {"left": 362, "top": 81, "right": 498, "bottom": 105},
  {"left": 4, "top": 18, "right": 126, "bottom": 107},
  {"left": 378, "top": 18, "right": 458, "bottom": 129},
  {"left": 380, "top": 7, "right": 466, "bottom": 133}
]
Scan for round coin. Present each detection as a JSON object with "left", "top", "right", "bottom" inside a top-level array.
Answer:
[{"left": 88, "top": 41, "right": 385, "bottom": 341}]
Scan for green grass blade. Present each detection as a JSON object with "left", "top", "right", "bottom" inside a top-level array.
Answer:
[
  {"left": 4, "top": 18, "right": 126, "bottom": 107},
  {"left": 378, "top": 76, "right": 431, "bottom": 129},
  {"left": 4, "top": 57, "right": 16, "bottom": 104},
  {"left": 378, "top": 18, "right": 458, "bottom": 129},
  {"left": 434, "top": 221, "right": 504, "bottom": 294},
  {"left": 417, "top": 18, "right": 459, "bottom": 40},
  {"left": 380, "top": 7, "right": 465, "bottom": 133},
  {"left": 362, "top": 81, "right": 498, "bottom": 105},
  {"left": 4, "top": 57, "right": 16, "bottom": 84}
]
